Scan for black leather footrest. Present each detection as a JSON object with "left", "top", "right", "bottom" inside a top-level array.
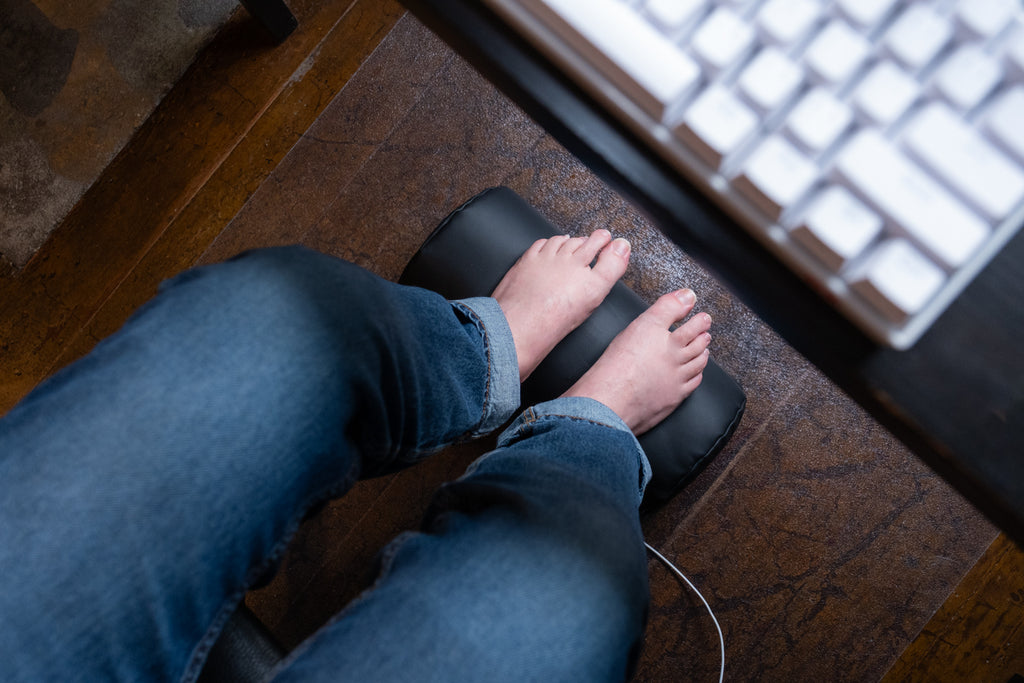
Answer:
[
  {"left": 400, "top": 187, "right": 746, "bottom": 508},
  {"left": 197, "top": 604, "right": 285, "bottom": 683}
]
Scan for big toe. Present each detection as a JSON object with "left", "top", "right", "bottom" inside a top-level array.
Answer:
[
  {"left": 645, "top": 289, "right": 697, "bottom": 328},
  {"left": 591, "top": 238, "right": 630, "bottom": 283}
]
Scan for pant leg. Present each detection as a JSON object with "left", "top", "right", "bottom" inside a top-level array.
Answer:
[
  {"left": 0, "top": 246, "right": 518, "bottom": 683},
  {"left": 271, "top": 397, "right": 653, "bottom": 683}
]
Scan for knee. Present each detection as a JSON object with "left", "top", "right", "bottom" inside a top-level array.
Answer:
[
  {"left": 153, "top": 247, "right": 390, "bottom": 342},
  {"left": 410, "top": 508, "right": 650, "bottom": 680},
  {"left": 424, "top": 463, "right": 651, "bottom": 659},
  {"left": 161, "top": 246, "right": 344, "bottom": 313}
]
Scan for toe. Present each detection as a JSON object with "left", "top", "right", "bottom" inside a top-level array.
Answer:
[
  {"left": 673, "top": 310, "right": 711, "bottom": 345},
  {"left": 591, "top": 238, "right": 631, "bottom": 282},
  {"left": 524, "top": 238, "right": 547, "bottom": 257},
  {"left": 679, "top": 363, "right": 706, "bottom": 394},
  {"left": 575, "top": 229, "right": 612, "bottom": 260},
  {"left": 542, "top": 235, "right": 572, "bottom": 253},
  {"left": 683, "top": 346, "right": 710, "bottom": 376},
  {"left": 560, "top": 236, "right": 589, "bottom": 254},
  {"left": 680, "top": 331, "right": 711, "bottom": 362},
  {"left": 645, "top": 289, "right": 695, "bottom": 328}
]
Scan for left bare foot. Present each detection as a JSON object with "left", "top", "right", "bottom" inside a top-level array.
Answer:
[{"left": 491, "top": 230, "right": 630, "bottom": 380}]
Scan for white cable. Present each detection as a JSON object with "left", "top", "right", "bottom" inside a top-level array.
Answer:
[{"left": 644, "top": 541, "right": 725, "bottom": 683}]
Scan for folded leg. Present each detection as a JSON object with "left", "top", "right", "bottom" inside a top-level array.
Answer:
[
  {"left": 267, "top": 284, "right": 713, "bottom": 683},
  {"left": 0, "top": 247, "right": 517, "bottom": 683},
  {"left": 270, "top": 398, "right": 651, "bottom": 683}
]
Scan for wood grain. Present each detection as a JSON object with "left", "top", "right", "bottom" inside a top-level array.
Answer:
[
  {"left": 882, "top": 533, "right": 1024, "bottom": 683},
  {"left": 0, "top": 0, "right": 402, "bottom": 412},
  {"left": 49, "top": 0, "right": 405, "bottom": 376}
]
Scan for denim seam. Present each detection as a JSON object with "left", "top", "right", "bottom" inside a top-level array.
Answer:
[
  {"left": 500, "top": 407, "right": 650, "bottom": 501},
  {"left": 181, "top": 591, "right": 244, "bottom": 683},
  {"left": 266, "top": 529, "right": 422, "bottom": 680},
  {"left": 450, "top": 300, "right": 493, "bottom": 438},
  {"left": 471, "top": 306, "right": 496, "bottom": 434},
  {"left": 516, "top": 411, "right": 643, "bottom": 497},
  {"left": 180, "top": 463, "right": 361, "bottom": 683},
  {"left": 452, "top": 303, "right": 491, "bottom": 438},
  {"left": 521, "top": 412, "right": 625, "bottom": 430}
]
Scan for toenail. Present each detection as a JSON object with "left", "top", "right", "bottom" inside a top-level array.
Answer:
[
  {"left": 675, "top": 289, "right": 696, "bottom": 305},
  {"left": 612, "top": 238, "right": 630, "bottom": 256}
]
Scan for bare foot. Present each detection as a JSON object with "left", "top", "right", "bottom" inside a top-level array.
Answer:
[
  {"left": 492, "top": 230, "right": 630, "bottom": 380},
  {"left": 562, "top": 289, "right": 712, "bottom": 435}
]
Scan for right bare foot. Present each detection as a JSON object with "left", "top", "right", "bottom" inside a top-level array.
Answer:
[
  {"left": 492, "top": 230, "right": 631, "bottom": 381},
  {"left": 562, "top": 289, "right": 712, "bottom": 435}
]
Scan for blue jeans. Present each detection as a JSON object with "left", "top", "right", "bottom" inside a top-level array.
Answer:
[{"left": 0, "top": 247, "right": 652, "bottom": 682}]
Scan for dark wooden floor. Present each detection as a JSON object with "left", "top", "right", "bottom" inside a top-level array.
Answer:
[{"left": 2, "top": 1, "right": 1022, "bottom": 680}]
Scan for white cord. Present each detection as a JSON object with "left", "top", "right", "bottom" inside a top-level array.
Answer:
[{"left": 644, "top": 542, "right": 725, "bottom": 683}]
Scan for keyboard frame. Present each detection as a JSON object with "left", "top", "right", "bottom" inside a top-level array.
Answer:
[{"left": 483, "top": 0, "right": 1024, "bottom": 350}]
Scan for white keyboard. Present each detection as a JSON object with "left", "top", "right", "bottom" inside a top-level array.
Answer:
[{"left": 483, "top": 0, "right": 1024, "bottom": 349}]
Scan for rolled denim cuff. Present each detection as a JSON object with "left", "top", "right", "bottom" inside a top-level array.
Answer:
[
  {"left": 498, "top": 396, "right": 653, "bottom": 499},
  {"left": 451, "top": 297, "right": 521, "bottom": 436}
]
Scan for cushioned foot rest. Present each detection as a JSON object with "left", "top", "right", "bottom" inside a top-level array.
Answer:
[
  {"left": 400, "top": 187, "right": 746, "bottom": 508},
  {"left": 197, "top": 604, "right": 285, "bottom": 683}
]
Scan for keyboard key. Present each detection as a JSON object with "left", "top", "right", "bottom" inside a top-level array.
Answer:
[
  {"left": 833, "top": 129, "right": 989, "bottom": 269},
  {"left": 676, "top": 85, "right": 759, "bottom": 168},
  {"left": 1004, "top": 25, "right": 1024, "bottom": 80},
  {"left": 852, "top": 61, "right": 919, "bottom": 128},
  {"left": 482, "top": 0, "right": 1024, "bottom": 347},
  {"left": 793, "top": 186, "right": 883, "bottom": 272},
  {"left": 985, "top": 86, "right": 1024, "bottom": 164},
  {"left": 933, "top": 45, "right": 1003, "bottom": 112},
  {"left": 784, "top": 88, "right": 854, "bottom": 155},
  {"left": 737, "top": 47, "right": 804, "bottom": 115},
  {"left": 848, "top": 239, "right": 946, "bottom": 322},
  {"left": 903, "top": 102, "right": 1024, "bottom": 221},
  {"left": 835, "top": 0, "right": 900, "bottom": 30},
  {"left": 734, "top": 135, "right": 818, "bottom": 219},
  {"left": 644, "top": 0, "right": 707, "bottom": 32},
  {"left": 883, "top": 5, "right": 953, "bottom": 73},
  {"left": 524, "top": 0, "right": 702, "bottom": 120},
  {"left": 717, "top": 0, "right": 759, "bottom": 12},
  {"left": 805, "top": 20, "right": 872, "bottom": 88},
  {"left": 691, "top": 7, "right": 756, "bottom": 75},
  {"left": 954, "top": 0, "right": 1017, "bottom": 40},
  {"left": 756, "top": 0, "right": 821, "bottom": 47}
]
